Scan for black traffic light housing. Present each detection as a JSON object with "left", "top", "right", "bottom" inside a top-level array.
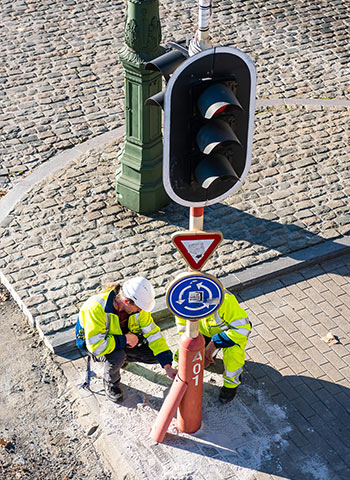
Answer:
[
  {"left": 163, "top": 46, "right": 256, "bottom": 207},
  {"left": 145, "top": 42, "right": 188, "bottom": 108}
]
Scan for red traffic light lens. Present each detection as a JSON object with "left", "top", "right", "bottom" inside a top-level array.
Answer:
[
  {"left": 214, "top": 105, "right": 228, "bottom": 115},
  {"left": 197, "top": 84, "right": 242, "bottom": 119}
]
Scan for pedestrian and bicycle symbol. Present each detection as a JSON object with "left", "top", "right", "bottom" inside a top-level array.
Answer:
[{"left": 166, "top": 272, "right": 224, "bottom": 319}]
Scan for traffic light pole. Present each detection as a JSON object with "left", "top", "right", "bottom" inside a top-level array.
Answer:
[
  {"left": 151, "top": 207, "right": 206, "bottom": 441},
  {"left": 177, "top": 314, "right": 205, "bottom": 433},
  {"left": 151, "top": 44, "right": 256, "bottom": 442},
  {"left": 189, "top": 0, "right": 213, "bottom": 56},
  {"left": 189, "top": 206, "right": 204, "bottom": 231},
  {"left": 176, "top": 206, "right": 205, "bottom": 434}
]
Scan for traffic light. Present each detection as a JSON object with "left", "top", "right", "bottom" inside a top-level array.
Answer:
[
  {"left": 163, "top": 46, "right": 256, "bottom": 207},
  {"left": 145, "top": 42, "right": 188, "bottom": 108}
]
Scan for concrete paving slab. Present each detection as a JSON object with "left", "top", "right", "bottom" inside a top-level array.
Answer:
[{"left": 59, "top": 255, "right": 350, "bottom": 480}]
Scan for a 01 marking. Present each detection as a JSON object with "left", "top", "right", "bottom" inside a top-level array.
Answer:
[{"left": 192, "top": 351, "right": 203, "bottom": 387}]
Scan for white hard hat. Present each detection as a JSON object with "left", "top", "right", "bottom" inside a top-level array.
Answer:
[{"left": 122, "top": 276, "right": 156, "bottom": 312}]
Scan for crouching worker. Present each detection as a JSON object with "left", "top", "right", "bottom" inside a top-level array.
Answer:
[
  {"left": 176, "top": 291, "right": 251, "bottom": 403},
  {"left": 76, "top": 276, "right": 177, "bottom": 402}
]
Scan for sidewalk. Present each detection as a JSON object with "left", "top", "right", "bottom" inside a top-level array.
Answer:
[
  {"left": 1, "top": 1, "right": 350, "bottom": 478},
  {"left": 1, "top": 54, "right": 349, "bottom": 480},
  {"left": 0, "top": 122, "right": 349, "bottom": 480},
  {"left": 57, "top": 253, "right": 350, "bottom": 480}
]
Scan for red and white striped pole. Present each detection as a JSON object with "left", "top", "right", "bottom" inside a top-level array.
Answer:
[
  {"left": 189, "top": 206, "right": 204, "bottom": 231},
  {"left": 177, "top": 314, "right": 205, "bottom": 433}
]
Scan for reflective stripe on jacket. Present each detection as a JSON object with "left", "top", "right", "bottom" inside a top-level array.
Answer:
[
  {"left": 79, "top": 290, "right": 171, "bottom": 360},
  {"left": 175, "top": 291, "right": 251, "bottom": 349}
]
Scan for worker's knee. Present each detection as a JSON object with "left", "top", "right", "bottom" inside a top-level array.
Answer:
[{"left": 104, "top": 348, "right": 127, "bottom": 368}]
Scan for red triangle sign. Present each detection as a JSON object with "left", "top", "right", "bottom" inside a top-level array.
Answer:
[{"left": 172, "top": 231, "right": 223, "bottom": 270}]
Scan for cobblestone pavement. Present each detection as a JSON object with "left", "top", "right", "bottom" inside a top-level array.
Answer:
[
  {"left": 1, "top": 0, "right": 350, "bottom": 189},
  {"left": 60, "top": 255, "right": 350, "bottom": 479},
  {"left": 0, "top": 103, "right": 349, "bottom": 340}
]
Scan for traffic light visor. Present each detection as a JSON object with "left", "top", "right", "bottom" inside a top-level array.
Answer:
[
  {"left": 145, "top": 90, "right": 165, "bottom": 108},
  {"left": 197, "top": 84, "right": 242, "bottom": 119},
  {"left": 195, "top": 153, "right": 238, "bottom": 191},
  {"left": 196, "top": 119, "right": 241, "bottom": 155},
  {"left": 145, "top": 50, "right": 186, "bottom": 82}
]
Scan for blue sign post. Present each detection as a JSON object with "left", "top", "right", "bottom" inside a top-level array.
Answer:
[{"left": 166, "top": 272, "right": 224, "bottom": 320}]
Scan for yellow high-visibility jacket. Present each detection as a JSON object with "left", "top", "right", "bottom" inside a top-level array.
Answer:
[
  {"left": 176, "top": 292, "right": 251, "bottom": 350},
  {"left": 77, "top": 290, "right": 172, "bottom": 367}
]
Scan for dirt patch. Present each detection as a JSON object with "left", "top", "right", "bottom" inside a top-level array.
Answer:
[
  {"left": 0, "top": 286, "right": 112, "bottom": 480},
  {"left": 0, "top": 189, "right": 8, "bottom": 200}
]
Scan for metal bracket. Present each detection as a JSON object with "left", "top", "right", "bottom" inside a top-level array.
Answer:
[{"left": 166, "top": 41, "right": 189, "bottom": 58}]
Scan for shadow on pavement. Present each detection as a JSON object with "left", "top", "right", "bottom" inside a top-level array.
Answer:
[
  {"left": 159, "top": 361, "right": 349, "bottom": 480},
  {"left": 152, "top": 202, "right": 349, "bottom": 274},
  {"left": 123, "top": 362, "right": 174, "bottom": 389}
]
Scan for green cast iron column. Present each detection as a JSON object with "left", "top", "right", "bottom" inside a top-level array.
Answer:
[{"left": 116, "top": 0, "right": 169, "bottom": 213}]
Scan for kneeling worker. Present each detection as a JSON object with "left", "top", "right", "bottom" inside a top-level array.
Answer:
[
  {"left": 76, "top": 276, "right": 177, "bottom": 402},
  {"left": 176, "top": 291, "right": 251, "bottom": 403}
]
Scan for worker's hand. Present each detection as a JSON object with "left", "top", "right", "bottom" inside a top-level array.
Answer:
[
  {"left": 125, "top": 332, "right": 138, "bottom": 348},
  {"left": 204, "top": 340, "right": 217, "bottom": 368},
  {"left": 164, "top": 364, "right": 178, "bottom": 380}
]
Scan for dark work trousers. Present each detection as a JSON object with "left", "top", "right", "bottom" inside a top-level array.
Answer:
[
  {"left": 94, "top": 343, "right": 158, "bottom": 386},
  {"left": 204, "top": 335, "right": 211, "bottom": 346}
]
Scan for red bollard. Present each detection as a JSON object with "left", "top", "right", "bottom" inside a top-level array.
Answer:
[
  {"left": 177, "top": 322, "right": 205, "bottom": 433},
  {"left": 151, "top": 375, "right": 188, "bottom": 443}
]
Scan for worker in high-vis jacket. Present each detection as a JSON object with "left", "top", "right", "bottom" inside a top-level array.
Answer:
[
  {"left": 76, "top": 276, "right": 177, "bottom": 402},
  {"left": 176, "top": 291, "right": 252, "bottom": 403}
]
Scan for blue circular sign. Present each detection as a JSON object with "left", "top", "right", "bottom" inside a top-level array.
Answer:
[{"left": 166, "top": 273, "right": 224, "bottom": 319}]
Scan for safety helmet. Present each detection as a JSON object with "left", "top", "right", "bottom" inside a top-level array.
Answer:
[{"left": 122, "top": 276, "right": 155, "bottom": 312}]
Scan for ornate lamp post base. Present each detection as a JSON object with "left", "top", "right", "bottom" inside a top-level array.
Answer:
[{"left": 116, "top": 0, "right": 169, "bottom": 213}]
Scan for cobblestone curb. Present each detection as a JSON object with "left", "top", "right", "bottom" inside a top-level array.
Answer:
[{"left": 0, "top": 127, "right": 124, "bottom": 223}]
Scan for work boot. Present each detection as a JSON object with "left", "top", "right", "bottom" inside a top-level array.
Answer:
[
  {"left": 103, "top": 379, "right": 123, "bottom": 402},
  {"left": 219, "top": 386, "right": 237, "bottom": 403}
]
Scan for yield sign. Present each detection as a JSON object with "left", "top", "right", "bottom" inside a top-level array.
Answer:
[{"left": 172, "top": 231, "right": 223, "bottom": 270}]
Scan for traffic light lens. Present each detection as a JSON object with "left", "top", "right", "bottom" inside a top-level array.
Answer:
[
  {"left": 195, "top": 153, "right": 238, "bottom": 191},
  {"left": 214, "top": 106, "right": 228, "bottom": 115}
]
